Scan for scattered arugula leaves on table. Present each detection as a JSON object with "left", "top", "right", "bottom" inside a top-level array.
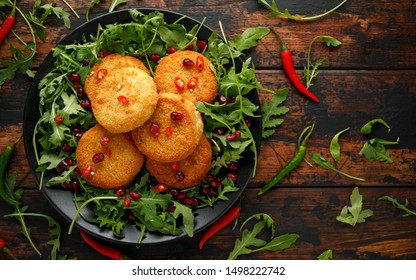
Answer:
[
  {"left": 304, "top": 35, "right": 342, "bottom": 89},
  {"left": 261, "top": 88, "right": 289, "bottom": 138},
  {"left": 336, "top": 187, "right": 373, "bottom": 227},
  {"left": 228, "top": 213, "right": 299, "bottom": 260},
  {"left": 317, "top": 249, "right": 333, "bottom": 260},
  {"left": 379, "top": 196, "right": 416, "bottom": 217},
  {"left": 329, "top": 127, "right": 349, "bottom": 162},
  {"left": 359, "top": 118, "right": 399, "bottom": 163}
]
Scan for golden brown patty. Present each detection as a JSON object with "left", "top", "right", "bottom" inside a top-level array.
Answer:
[
  {"left": 131, "top": 92, "right": 203, "bottom": 162},
  {"left": 145, "top": 134, "right": 212, "bottom": 189},
  {"left": 84, "top": 53, "right": 150, "bottom": 95},
  {"left": 76, "top": 124, "right": 144, "bottom": 189},
  {"left": 153, "top": 50, "right": 218, "bottom": 103},
  {"left": 86, "top": 67, "right": 158, "bottom": 133}
]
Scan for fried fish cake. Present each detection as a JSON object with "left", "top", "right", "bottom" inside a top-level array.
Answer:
[
  {"left": 131, "top": 92, "right": 203, "bottom": 162},
  {"left": 86, "top": 67, "right": 158, "bottom": 133},
  {"left": 84, "top": 53, "right": 150, "bottom": 96},
  {"left": 75, "top": 124, "right": 144, "bottom": 189},
  {"left": 145, "top": 134, "right": 212, "bottom": 189},
  {"left": 153, "top": 50, "right": 218, "bottom": 103}
]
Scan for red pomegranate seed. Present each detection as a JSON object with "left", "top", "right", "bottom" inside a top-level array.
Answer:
[
  {"left": 176, "top": 192, "right": 187, "bottom": 201},
  {"left": 227, "top": 173, "right": 238, "bottom": 182},
  {"left": 81, "top": 100, "right": 91, "bottom": 110},
  {"left": 124, "top": 197, "right": 131, "bottom": 207},
  {"left": 149, "top": 122, "right": 160, "bottom": 137},
  {"left": 68, "top": 73, "right": 80, "bottom": 83},
  {"left": 175, "top": 171, "right": 185, "bottom": 182},
  {"left": 54, "top": 116, "right": 63, "bottom": 124},
  {"left": 167, "top": 204, "right": 176, "bottom": 212},
  {"left": 226, "top": 133, "right": 236, "bottom": 141},
  {"left": 128, "top": 213, "right": 136, "bottom": 222},
  {"left": 70, "top": 181, "right": 79, "bottom": 192},
  {"left": 186, "top": 45, "right": 194, "bottom": 51},
  {"left": 197, "top": 40, "right": 207, "bottom": 50},
  {"left": 235, "top": 130, "right": 241, "bottom": 138},
  {"left": 83, "top": 166, "right": 94, "bottom": 177},
  {"left": 124, "top": 132, "right": 133, "bottom": 142},
  {"left": 106, "top": 149, "right": 112, "bottom": 157},
  {"left": 100, "top": 136, "right": 110, "bottom": 146},
  {"left": 170, "top": 112, "right": 185, "bottom": 121},
  {"left": 228, "top": 163, "right": 239, "bottom": 172},
  {"left": 72, "top": 128, "right": 85, "bottom": 138},
  {"left": 182, "top": 58, "right": 195, "bottom": 67},
  {"left": 82, "top": 59, "right": 90, "bottom": 66},
  {"left": 115, "top": 187, "right": 126, "bottom": 196},
  {"left": 183, "top": 198, "right": 200, "bottom": 206},
  {"left": 92, "top": 153, "right": 104, "bottom": 163},
  {"left": 74, "top": 167, "right": 82, "bottom": 177},
  {"left": 77, "top": 86, "right": 86, "bottom": 98},
  {"left": 150, "top": 54, "right": 160, "bottom": 61},
  {"left": 170, "top": 162, "right": 180, "bottom": 172},
  {"left": 167, "top": 47, "right": 176, "bottom": 54},
  {"left": 129, "top": 191, "right": 142, "bottom": 200},
  {"left": 62, "top": 143, "right": 72, "bottom": 152}
]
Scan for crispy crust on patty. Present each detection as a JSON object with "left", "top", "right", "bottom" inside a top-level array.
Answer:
[
  {"left": 153, "top": 50, "right": 218, "bottom": 103},
  {"left": 86, "top": 67, "right": 158, "bottom": 133},
  {"left": 145, "top": 134, "right": 212, "bottom": 189},
  {"left": 76, "top": 124, "right": 144, "bottom": 189},
  {"left": 131, "top": 92, "right": 203, "bottom": 162}
]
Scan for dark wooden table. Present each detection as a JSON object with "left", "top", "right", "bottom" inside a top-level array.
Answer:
[{"left": 1, "top": 0, "right": 415, "bottom": 260}]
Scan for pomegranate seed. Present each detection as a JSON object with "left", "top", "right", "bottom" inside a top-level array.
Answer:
[
  {"left": 167, "top": 47, "right": 176, "bottom": 54},
  {"left": 106, "top": 149, "right": 112, "bottom": 157},
  {"left": 183, "top": 198, "right": 200, "bottom": 207},
  {"left": 182, "top": 58, "right": 195, "bottom": 67},
  {"left": 77, "top": 86, "right": 86, "bottom": 98},
  {"left": 245, "top": 118, "right": 252, "bottom": 128},
  {"left": 70, "top": 181, "right": 79, "bottom": 192},
  {"left": 59, "top": 159, "right": 72, "bottom": 169},
  {"left": 216, "top": 128, "right": 227, "bottom": 135},
  {"left": 128, "top": 213, "right": 136, "bottom": 222},
  {"left": 83, "top": 166, "right": 94, "bottom": 177},
  {"left": 150, "top": 54, "right": 160, "bottom": 61},
  {"left": 205, "top": 174, "right": 215, "bottom": 183},
  {"left": 170, "top": 112, "right": 185, "bottom": 121},
  {"left": 74, "top": 167, "right": 82, "bottom": 177},
  {"left": 82, "top": 59, "right": 90, "bottom": 66},
  {"left": 170, "top": 162, "right": 180, "bottom": 172},
  {"left": 124, "top": 197, "right": 131, "bottom": 207},
  {"left": 153, "top": 183, "right": 168, "bottom": 193},
  {"left": 167, "top": 204, "right": 176, "bottom": 212},
  {"left": 149, "top": 122, "right": 160, "bottom": 137},
  {"left": 100, "top": 136, "right": 110, "bottom": 146},
  {"left": 197, "top": 40, "right": 207, "bottom": 50},
  {"left": 92, "top": 152, "right": 104, "bottom": 163},
  {"left": 54, "top": 116, "right": 63, "bottom": 124},
  {"left": 235, "top": 130, "right": 241, "bottom": 138},
  {"left": 216, "top": 177, "right": 223, "bottom": 188},
  {"left": 165, "top": 127, "right": 172, "bottom": 136},
  {"left": 81, "top": 100, "right": 91, "bottom": 110},
  {"left": 169, "top": 189, "right": 180, "bottom": 197},
  {"left": 186, "top": 44, "right": 194, "bottom": 51},
  {"left": 115, "top": 187, "right": 126, "bottom": 196},
  {"left": 228, "top": 163, "right": 239, "bottom": 172},
  {"left": 124, "top": 132, "right": 133, "bottom": 142},
  {"left": 72, "top": 128, "right": 85, "bottom": 138},
  {"left": 130, "top": 191, "right": 142, "bottom": 200},
  {"left": 229, "top": 96, "right": 236, "bottom": 103},
  {"left": 218, "top": 94, "right": 227, "bottom": 104},
  {"left": 62, "top": 143, "right": 72, "bottom": 152},
  {"left": 227, "top": 173, "right": 238, "bottom": 182},
  {"left": 226, "top": 133, "right": 236, "bottom": 141},
  {"left": 175, "top": 171, "right": 185, "bottom": 182},
  {"left": 68, "top": 73, "right": 80, "bottom": 83},
  {"left": 176, "top": 192, "right": 187, "bottom": 201},
  {"left": 56, "top": 166, "right": 65, "bottom": 174},
  {"left": 62, "top": 182, "right": 71, "bottom": 189},
  {"left": 207, "top": 188, "right": 218, "bottom": 197}
]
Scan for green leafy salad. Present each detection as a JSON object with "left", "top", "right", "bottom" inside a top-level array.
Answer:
[{"left": 33, "top": 9, "right": 271, "bottom": 243}]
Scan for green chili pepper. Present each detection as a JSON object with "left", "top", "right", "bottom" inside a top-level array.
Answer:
[
  {"left": 0, "top": 136, "right": 22, "bottom": 206},
  {"left": 258, "top": 123, "right": 314, "bottom": 196}
]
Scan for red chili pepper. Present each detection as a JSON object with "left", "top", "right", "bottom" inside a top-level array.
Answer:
[
  {"left": 272, "top": 29, "right": 320, "bottom": 103},
  {"left": 187, "top": 76, "right": 199, "bottom": 90},
  {"left": 153, "top": 183, "right": 168, "bottom": 193},
  {"left": 174, "top": 77, "right": 185, "bottom": 91},
  {"left": 79, "top": 230, "right": 126, "bottom": 260},
  {"left": 0, "top": 0, "right": 16, "bottom": 45},
  {"left": 198, "top": 205, "right": 241, "bottom": 249},
  {"left": 0, "top": 239, "right": 17, "bottom": 260},
  {"left": 96, "top": 68, "right": 108, "bottom": 81},
  {"left": 117, "top": 95, "right": 129, "bottom": 105},
  {"left": 196, "top": 55, "right": 204, "bottom": 71}
]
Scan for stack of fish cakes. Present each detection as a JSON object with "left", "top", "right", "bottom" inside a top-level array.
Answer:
[{"left": 76, "top": 51, "right": 217, "bottom": 190}]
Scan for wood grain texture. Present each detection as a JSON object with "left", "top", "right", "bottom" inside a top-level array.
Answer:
[{"left": 1, "top": 0, "right": 415, "bottom": 260}]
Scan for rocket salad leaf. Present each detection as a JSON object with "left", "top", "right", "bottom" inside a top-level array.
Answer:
[{"left": 336, "top": 187, "right": 373, "bottom": 226}]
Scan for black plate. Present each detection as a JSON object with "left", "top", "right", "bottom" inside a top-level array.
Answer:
[{"left": 23, "top": 8, "right": 262, "bottom": 246}]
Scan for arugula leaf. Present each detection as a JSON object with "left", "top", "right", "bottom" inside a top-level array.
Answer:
[
  {"left": 229, "top": 27, "right": 270, "bottom": 53},
  {"left": 329, "top": 127, "right": 349, "bottom": 162},
  {"left": 336, "top": 187, "right": 373, "bottom": 226},
  {"left": 109, "top": 0, "right": 126, "bottom": 13},
  {"left": 261, "top": 89, "right": 289, "bottom": 138},
  {"left": 86, "top": 0, "right": 101, "bottom": 21},
  {"left": 360, "top": 118, "right": 391, "bottom": 134},
  {"left": 310, "top": 152, "right": 365, "bottom": 181},
  {"left": 379, "top": 195, "right": 416, "bottom": 217},
  {"left": 228, "top": 213, "right": 298, "bottom": 260},
  {"left": 304, "top": 35, "right": 342, "bottom": 88},
  {"left": 359, "top": 137, "right": 399, "bottom": 163},
  {"left": 317, "top": 249, "right": 333, "bottom": 260}
]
